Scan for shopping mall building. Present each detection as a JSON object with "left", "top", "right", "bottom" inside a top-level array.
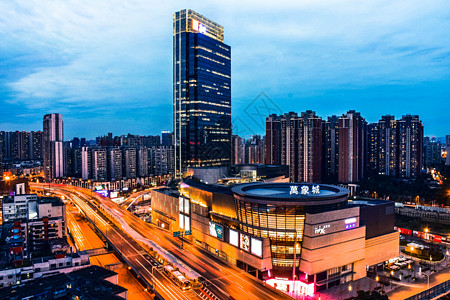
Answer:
[{"left": 151, "top": 180, "right": 399, "bottom": 296}]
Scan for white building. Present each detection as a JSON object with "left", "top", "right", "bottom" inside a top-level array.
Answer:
[{"left": 43, "top": 114, "right": 64, "bottom": 180}]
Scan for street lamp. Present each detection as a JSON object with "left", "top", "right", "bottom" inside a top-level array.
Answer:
[{"left": 421, "top": 271, "right": 430, "bottom": 289}]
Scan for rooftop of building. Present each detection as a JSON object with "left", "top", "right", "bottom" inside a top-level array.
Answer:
[
  {"left": 68, "top": 265, "right": 117, "bottom": 282},
  {"left": 2, "top": 194, "right": 38, "bottom": 203},
  {"left": 153, "top": 186, "right": 180, "bottom": 197},
  {"left": 181, "top": 177, "right": 233, "bottom": 195},
  {"left": 0, "top": 273, "right": 70, "bottom": 299},
  {"left": 232, "top": 182, "right": 349, "bottom": 200},
  {"left": 37, "top": 196, "right": 64, "bottom": 206},
  {"left": 348, "top": 198, "right": 393, "bottom": 207},
  {"left": 32, "top": 251, "right": 87, "bottom": 264},
  {"left": 2, "top": 194, "right": 63, "bottom": 206},
  {"left": 0, "top": 266, "right": 126, "bottom": 300}
]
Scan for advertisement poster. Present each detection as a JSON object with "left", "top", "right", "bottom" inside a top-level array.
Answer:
[
  {"left": 240, "top": 234, "right": 250, "bottom": 251},
  {"left": 209, "top": 222, "right": 223, "bottom": 239}
]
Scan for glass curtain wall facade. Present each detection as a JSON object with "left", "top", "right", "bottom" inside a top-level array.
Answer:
[
  {"left": 173, "top": 10, "right": 231, "bottom": 176},
  {"left": 236, "top": 201, "right": 305, "bottom": 269}
]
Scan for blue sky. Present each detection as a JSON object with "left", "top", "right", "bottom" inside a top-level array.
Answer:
[{"left": 1, "top": 0, "right": 449, "bottom": 139}]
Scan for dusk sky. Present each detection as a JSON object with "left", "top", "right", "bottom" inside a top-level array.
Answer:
[{"left": 1, "top": 0, "right": 449, "bottom": 139}]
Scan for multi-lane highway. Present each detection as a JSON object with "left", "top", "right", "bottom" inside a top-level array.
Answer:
[
  {"left": 34, "top": 184, "right": 201, "bottom": 300},
  {"left": 31, "top": 183, "right": 292, "bottom": 300}
]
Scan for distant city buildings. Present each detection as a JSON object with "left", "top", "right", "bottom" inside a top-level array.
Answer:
[
  {"left": 338, "top": 111, "right": 366, "bottom": 183},
  {"left": 62, "top": 133, "right": 175, "bottom": 181},
  {"left": 423, "top": 137, "right": 443, "bottom": 166},
  {"left": 0, "top": 131, "right": 43, "bottom": 161},
  {"left": 173, "top": 9, "right": 232, "bottom": 175},
  {"left": 265, "top": 111, "right": 426, "bottom": 183},
  {"left": 149, "top": 146, "right": 175, "bottom": 176},
  {"left": 2, "top": 194, "right": 66, "bottom": 264},
  {"left": 43, "top": 113, "right": 64, "bottom": 180},
  {"left": 265, "top": 111, "right": 322, "bottom": 183},
  {"left": 231, "top": 135, "right": 265, "bottom": 165}
]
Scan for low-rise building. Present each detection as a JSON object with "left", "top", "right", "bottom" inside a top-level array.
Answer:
[{"left": 2, "top": 194, "right": 66, "bottom": 261}]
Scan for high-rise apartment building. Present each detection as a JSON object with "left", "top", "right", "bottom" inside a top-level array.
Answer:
[
  {"left": 423, "top": 137, "right": 442, "bottom": 166},
  {"left": 31, "top": 131, "right": 43, "bottom": 160},
  {"left": 322, "top": 115, "right": 339, "bottom": 182},
  {"left": 137, "top": 146, "right": 149, "bottom": 177},
  {"left": 81, "top": 146, "right": 92, "bottom": 180},
  {"left": 289, "top": 111, "right": 323, "bottom": 182},
  {"left": 265, "top": 111, "right": 322, "bottom": 182},
  {"left": 446, "top": 135, "right": 450, "bottom": 166},
  {"left": 265, "top": 114, "right": 282, "bottom": 165},
  {"left": 231, "top": 135, "right": 245, "bottom": 165},
  {"left": 246, "top": 135, "right": 265, "bottom": 164},
  {"left": 173, "top": 9, "right": 232, "bottom": 175},
  {"left": 92, "top": 148, "right": 108, "bottom": 181},
  {"left": 398, "top": 115, "right": 423, "bottom": 178},
  {"left": 338, "top": 111, "right": 366, "bottom": 183},
  {"left": 366, "top": 123, "right": 379, "bottom": 175},
  {"left": 108, "top": 148, "right": 123, "bottom": 180},
  {"left": 161, "top": 130, "right": 172, "bottom": 147},
  {"left": 149, "top": 146, "right": 175, "bottom": 176},
  {"left": 378, "top": 115, "right": 398, "bottom": 176},
  {"left": 123, "top": 148, "right": 137, "bottom": 179},
  {"left": 43, "top": 114, "right": 64, "bottom": 180}
]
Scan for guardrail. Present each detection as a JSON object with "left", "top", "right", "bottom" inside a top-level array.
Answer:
[{"left": 405, "top": 279, "right": 450, "bottom": 300}]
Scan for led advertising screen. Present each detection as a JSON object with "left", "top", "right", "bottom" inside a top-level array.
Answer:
[
  {"left": 179, "top": 214, "right": 184, "bottom": 230},
  {"left": 229, "top": 229, "right": 239, "bottom": 247},
  {"left": 251, "top": 238, "right": 262, "bottom": 257},
  {"left": 240, "top": 234, "right": 250, "bottom": 251},
  {"left": 95, "top": 190, "right": 109, "bottom": 197},
  {"left": 209, "top": 222, "right": 223, "bottom": 239},
  {"left": 110, "top": 191, "right": 119, "bottom": 199}
]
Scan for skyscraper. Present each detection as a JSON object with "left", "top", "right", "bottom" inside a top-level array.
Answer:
[
  {"left": 92, "top": 148, "right": 108, "bottom": 181},
  {"left": 265, "top": 114, "right": 282, "bottom": 165},
  {"left": 366, "top": 123, "right": 379, "bottom": 176},
  {"left": 322, "top": 115, "right": 339, "bottom": 182},
  {"left": 123, "top": 148, "right": 137, "bottom": 179},
  {"left": 289, "top": 111, "right": 322, "bottom": 183},
  {"left": 43, "top": 114, "right": 64, "bottom": 180},
  {"left": 338, "top": 111, "right": 366, "bottom": 183},
  {"left": 398, "top": 115, "right": 423, "bottom": 178},
  {"left": 378, "top": 115, "right": 398, "bottom": 177},
  {"left": 108, "top": 148, "right": 123, "bottom": 181},
  {"left": 173, "top": 9, "right": 231, "bottom": 176},
  {"left": 31, "top": 131, "right": 43, "bottom": 160},
  {"left": 161, "top": 130, "right": 172, "bottom": 147},
  {"left": 266, "top": 111, "right": 322, "bottom": 182}
]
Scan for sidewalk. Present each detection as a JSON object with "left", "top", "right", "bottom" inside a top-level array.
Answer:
[{"left": 306, "top": 277, "right": 398, "bottom": 300}]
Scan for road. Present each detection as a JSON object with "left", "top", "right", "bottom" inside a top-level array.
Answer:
[
  {"left": 121, "top": 189, "right": 152, "bottom": 208},
  {"left": 35, "top": 184, "right": 201, "bottom": 300},
  {"left": 32, "top": 183, "right": 292, "bottom": 300},
  {"left": 66, "top": 201, "right": 105, "bottom": 251}
]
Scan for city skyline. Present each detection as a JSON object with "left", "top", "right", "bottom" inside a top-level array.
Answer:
[{"left": 1, "top": 1, "right": 450, "bottom": 139}]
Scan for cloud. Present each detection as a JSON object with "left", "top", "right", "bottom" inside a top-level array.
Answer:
[{"left": 0, "top": 0, "right": 449, "bottom": 137}]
